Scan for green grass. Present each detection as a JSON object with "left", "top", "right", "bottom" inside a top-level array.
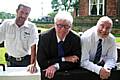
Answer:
[
  {"left": 116, "top": 37, "right": 120, "bottom": 42},
  {"left": 0, "top": 48, "right": 6, "bottom": 64}
]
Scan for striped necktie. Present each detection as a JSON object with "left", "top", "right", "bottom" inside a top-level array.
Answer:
[
  {"left": 58, "top": 41, "right": 64, "bottom": 57},
  {"left": 93, "top": 39, "right": 102, "bottom": 64}
]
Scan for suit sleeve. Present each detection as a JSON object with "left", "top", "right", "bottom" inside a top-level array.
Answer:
[
  {"left": 59, "top": 35, "right": 81, "bottom": 70},
  {"left": 37, "top": 34, "right": 62, "bottom": 70}
]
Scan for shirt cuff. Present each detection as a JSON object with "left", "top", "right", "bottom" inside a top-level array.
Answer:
[
  {"left": 54, "top": 63, "right": 60, "bottom": 70},
  {"left": 95, "top": 66, "right": 102, "bottom": 74},
  {"left": 62, "top": 57, "right": 65, "bottom": 61}
]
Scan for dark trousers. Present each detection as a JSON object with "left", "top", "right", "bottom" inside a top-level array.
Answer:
[
  {"left": 5, "top": 53, "right": 31, "bottom": 67},
  {"left": 41, "top": 67, "right": 119, "bottom": 80},
  {"left": 40, "top": 67, "right": 100, "bottom": 80}
]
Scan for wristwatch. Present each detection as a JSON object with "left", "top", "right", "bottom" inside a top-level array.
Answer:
[{"left": 54, "top": 63, "right": 59, "bottom": 70}]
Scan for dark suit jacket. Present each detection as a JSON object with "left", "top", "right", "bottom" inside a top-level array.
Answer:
[{"left": 37, "top": 28, "right": 81, "bottom": 71}]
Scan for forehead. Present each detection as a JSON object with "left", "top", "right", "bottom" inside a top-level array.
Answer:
[
  {"left": 99, "top": 21, "right": 111, "bottom": 26},
  {"left": 19, "top": 6, "right": 31, "bottom": 12},
  {"left": 56, "top": 19, "right": 70, "bottom": 24}
]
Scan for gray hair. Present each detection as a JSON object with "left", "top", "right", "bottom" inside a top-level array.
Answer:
[
  {"left": 96, "top": 16, "right": 113, "bottom": 28},
  {"left": 54, "top": 11, "right": 73, "bottom": 26}
]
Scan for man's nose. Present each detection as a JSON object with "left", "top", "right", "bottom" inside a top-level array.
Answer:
[
  {"left": 21, "top": 14, "right": 27, "bottom": 18},
  {"left": 102, "top": 28, "right": 110, "bottom": 33},
  {"left": 102, "top": 28, "right": 106, "bottom": 32}
]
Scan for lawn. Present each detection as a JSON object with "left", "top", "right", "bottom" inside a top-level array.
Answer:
[{"left": 116, "top": 37, "right": 120, "bottom": 43}]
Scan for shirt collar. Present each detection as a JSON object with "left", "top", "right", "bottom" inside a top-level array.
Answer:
[
  {"left": 12, "top": 19, "right": 29, "bottom": 28},
  {"left": 56, "top": 34, "right": 65, "bottom": 43}
]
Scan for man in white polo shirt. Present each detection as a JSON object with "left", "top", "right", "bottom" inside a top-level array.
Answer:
[{"left": 0, "top": 4, "right": 38, "bottom": 73}]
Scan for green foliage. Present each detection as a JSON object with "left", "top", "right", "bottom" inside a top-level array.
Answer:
[
  {"left": 51, "top": 0, "right": 79, "bottom": 11},
  {"left": 51, "top": 0, "right": 60, "bottom": 11},
  {"left": 113, "top": 34, "right": 120, "bottom": 37},
  {"left": 0, "top": 12, "right": 15, "bottom": 19},
  {"left": 48, "top": 12, "right": 57, "bottom": 18},
  {"left": 36, "top": 23, "right": 54, "bottom": 29}
]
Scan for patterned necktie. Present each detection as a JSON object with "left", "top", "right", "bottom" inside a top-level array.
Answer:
[
  {"left": 58, "top": 41, "right": 64, "bottom": 57},
  {"left": 93, "top": 39, "right": 102, "bottom": 64}
]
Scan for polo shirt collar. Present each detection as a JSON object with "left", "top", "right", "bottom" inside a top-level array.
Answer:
[{"left": 12, "top": 19, "right": 29, "bottom": 28}]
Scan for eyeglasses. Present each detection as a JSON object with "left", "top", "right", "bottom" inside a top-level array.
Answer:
[{"left": 56, "top": 24, "right": 71, "bottom": 29}]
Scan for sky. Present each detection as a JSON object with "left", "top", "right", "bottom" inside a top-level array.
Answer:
[{"left": 0, "top": 0, "right": 53, "bottom": 19}]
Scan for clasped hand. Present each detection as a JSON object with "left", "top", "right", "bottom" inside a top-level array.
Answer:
[{"left": 100, "top": 67, "right": 111, "bottom": 79}]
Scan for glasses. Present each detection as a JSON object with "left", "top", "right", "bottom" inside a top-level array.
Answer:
[{"left": 56, "top": 24, "right": 71, "bottom": 29}]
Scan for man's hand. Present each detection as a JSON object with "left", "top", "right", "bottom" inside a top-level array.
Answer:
[
  {"left": 99, "top": 67, "right": 111, "bottom": 79},
  {"left": 27, "top": 64, "right": 37, "bottom": 74},
  {"left": 64, "top": 55, "right": 79, "bottom": 63},
  {"left": 44, "top": 65, "right": 57, "bottom": 79}
]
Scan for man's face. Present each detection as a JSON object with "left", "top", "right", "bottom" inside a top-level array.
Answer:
[
  {"left": 16, "top": 6, "right": 31, "bottom": 27},
  {"left": 97, "top": 21, "right": 112, "bottom": 38},
  {"left": 55, "top": 20, "right": 71, "bottom": 40}
]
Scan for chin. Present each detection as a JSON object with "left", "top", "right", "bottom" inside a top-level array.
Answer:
[{"left": 101, "top": 35, "right": 108, "bottom": 39}]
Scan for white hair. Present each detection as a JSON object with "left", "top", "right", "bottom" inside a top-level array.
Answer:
[
  {"left": 54, "top": 11, "right": 73, "bottom": 26},
  {"left": 96, "top": 16, "right": 113, "bottom": 27}
]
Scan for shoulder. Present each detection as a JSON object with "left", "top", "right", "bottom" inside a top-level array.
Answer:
[
  {"left": 26, "top": 21, "right": 36, "bottom": 28},
  {"left": 27, "top": 21, "right": 35, "bottom": 25},
  {"left": 66, "top": 30, "right": 80, "bottom": 43},
  {"left": 24, "top": 21, "right": 38, "bottom": 33},
  {"left": 40, "top": 28, "right": 55, "bottom": 39},
  {"left": 82, "top": 26, "right": 96, "bottom": 37},
  {"left": 103, "top": 33, "right": 116, "bottom": 47},
  {"left": 0, "top": 19, "right": 15, "bottom": 30},
  {"left": 109, "top": 33, "right": 115, "bottom": 39},
  {"left": 107, "top": 33, "right": 116, "bottom": 42},
  {"left": 81, "top": 26, "right": 96, "bottom": 39},
  {"left": 69, "top": 30, "right": 80, "bottom": 38},
  {"left": 81, "top": 26, "right": 96, "bottom": 43},
  {"left": 1, "top": 19, "right": 14, "bottom": 25}
]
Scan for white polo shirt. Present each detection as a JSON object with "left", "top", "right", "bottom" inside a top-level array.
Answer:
[{"left": 0, "top": 19, "right": 38, "bottom": 58}]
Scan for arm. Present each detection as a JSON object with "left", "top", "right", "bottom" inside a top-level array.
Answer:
[
  {"left": 104, "top": 41, "right": 117, "bottom": 69},
  {"left": 27, "top": 24, "right": 38, "bottom": 73},
  {"left": 99, "top": 38, "right": 117, "bottom": 79},
  {"left": 0, "top": 20, "right": 6, "bottom": 43},
  {"left": 31, "top": 44, "right": 36, "bottom": 65},
  {"left": 59, "top": 35, "right": 81, "bottom": 70},
  {"left": 81, "top": 36, "right": 102, "bottom": 74},
  {"left": 37, "top": 34, "right": 62, "bottom": 70}
]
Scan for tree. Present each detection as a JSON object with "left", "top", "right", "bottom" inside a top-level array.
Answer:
[
  {"left": 0, "top": 12, "right": 15, "bottom": 19},
  {"left": 48, "top": 12, "right": 57, "bottom": 18},
  {"left": 51, "top": 0, "right": 79, "bottom": 12}
]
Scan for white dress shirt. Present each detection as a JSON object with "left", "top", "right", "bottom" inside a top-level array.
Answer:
[
  {"left": 0, "top": 19, "right": 38, "bottom": 58},
  {"left": 81, "top": 26, "right": 117, "bottom": 74},
  {"left": 53, "top": 34, "right": 66, "bottom": 70}
]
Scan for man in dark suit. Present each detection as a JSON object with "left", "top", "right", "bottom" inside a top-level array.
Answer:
[{"left": 37, "top": 11, "right": 81, "bottom": 79}]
